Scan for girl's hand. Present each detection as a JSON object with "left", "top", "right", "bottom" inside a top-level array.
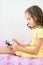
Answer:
[
  {"left": 12, "top": 39, "right": 18, "bottom": 43},
  {"left": 12, "top": 39, "right": 20, "bottom": 45},
  {"left": 12, "top": 43, "right": 19, "bottom": 51}
]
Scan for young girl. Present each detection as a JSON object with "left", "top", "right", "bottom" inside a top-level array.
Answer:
[
  {"left": 12, "top": 5, "right": 43, "bottom": 58},
  {"left": 0, "top": 5, "right": 43, "bottom": 58}
]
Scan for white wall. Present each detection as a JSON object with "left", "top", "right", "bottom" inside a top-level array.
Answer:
[{"left": 0, "top": 0, "right": 43, "bottom": 41}]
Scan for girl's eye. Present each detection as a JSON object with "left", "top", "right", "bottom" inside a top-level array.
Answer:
[
  {"left": 27, "top": 18, "right": 31, "bottom": 20},
  {"left": 29, "top": 18, "right": 31, "bottom": 20}
]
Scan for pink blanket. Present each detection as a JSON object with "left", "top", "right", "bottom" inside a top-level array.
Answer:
[{"left": 0, "top": 41, "right": 43, "bottom": 65}]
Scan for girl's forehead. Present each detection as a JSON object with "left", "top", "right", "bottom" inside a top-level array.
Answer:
[{"left": 25, "top": 12, "right": 31, "bottom": 18}]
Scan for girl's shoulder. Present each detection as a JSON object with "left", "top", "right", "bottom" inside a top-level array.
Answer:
[
  {"left": 36, "top": 27, "right": 43, "bottom": 31},
  {"left": 32, "top": 27, "right": 43, "bottom": 35},
  {"left": 36, "top": 27, "right": 43, "bottom": 38}
]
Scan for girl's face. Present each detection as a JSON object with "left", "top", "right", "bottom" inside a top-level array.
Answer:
[{"left": 25, "top": 12, "right": 36, "bottom": 28}]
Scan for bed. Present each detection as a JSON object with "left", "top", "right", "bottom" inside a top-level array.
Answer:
[{"left": 0, "top": 41, "right": 43, "bottom": 65}]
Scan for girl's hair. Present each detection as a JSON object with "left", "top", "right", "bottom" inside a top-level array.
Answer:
[{"left": 25, "top": 5, "right": 43, "bottom": 27}]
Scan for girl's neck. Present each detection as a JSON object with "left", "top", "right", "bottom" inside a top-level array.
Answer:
[{"left": 32, "top": 25, "right": 43, "bottom": 30}]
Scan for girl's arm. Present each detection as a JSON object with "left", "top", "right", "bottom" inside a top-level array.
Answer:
[
  {"left": 12, "top": 38, "right": 43, "bottom": 55},
  {"left": 12, "top": 39, "right": 30, "bottom": 47}
]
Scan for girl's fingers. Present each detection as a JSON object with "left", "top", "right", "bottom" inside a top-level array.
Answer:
[
  {"left": 12, "top": 39, "right": 15, "bottom": 41},
  {"left": 12, "top": 39, "right": 17, "bottom": 43}
]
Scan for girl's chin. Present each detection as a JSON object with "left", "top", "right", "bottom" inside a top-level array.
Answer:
[
  {"left": 28, "top": 26, "right": 32, "bottom": 28},
  {"left": 28, "top": 26, "right": 35, "bottom": 29}
]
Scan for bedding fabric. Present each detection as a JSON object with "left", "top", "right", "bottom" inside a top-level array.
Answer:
[{"left": 0, "top": 41, "right": 43, "bottom": 65}]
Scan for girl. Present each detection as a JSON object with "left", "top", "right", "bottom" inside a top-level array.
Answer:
[
  {"left": 0, "top": 5, "right": 43, "bottom": 58},
  {"left": 12, "top": 5, "right": 43, "bottom": 58}
]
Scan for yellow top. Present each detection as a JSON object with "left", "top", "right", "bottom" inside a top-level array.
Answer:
[{"left": 15, "top": 27, "right": 43, "bottom": 58}]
